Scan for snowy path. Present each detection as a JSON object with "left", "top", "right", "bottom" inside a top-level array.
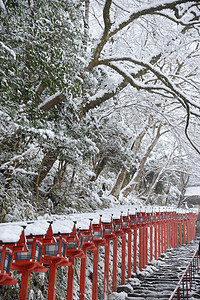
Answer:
[{"left": 125, "top": 239, "right": 200, "bottom": 300}]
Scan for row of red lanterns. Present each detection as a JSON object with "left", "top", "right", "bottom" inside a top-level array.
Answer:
[{"left": 0, "top": 207, "right": 198, "bottom": 300}]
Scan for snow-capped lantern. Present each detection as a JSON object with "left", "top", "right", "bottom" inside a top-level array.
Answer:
[
  {"left": 129, "top": 210, "right": 139, "bottom": 229},
  {"left": 121, "top": 211, "right": 131, "bottom": 233},
  {"left": 112, "top": 214, "right": 124, "bottom": 236},
  {"left": 92, "top": 218, "right": 106, "bottom": 246},
  {"left": 101, "top": 214, "right": 116, "bottom": 240},
  {"left": 65, "top": 222, "right": 85, "bottom": 259},
  {"left": 12, "top": 221, "right": 55, "bottom": 300},
  {"left": 138, "top": 210, "right": 146, "bottom": 227},
  {"left": 0, "top": 225, "right": 26, "bottom": 285},
  {"left": 42, "top": 220, "right": 73, "bottom": 300},
  {"left": 76, "top": 219, "right": 97, "bottom": 300},
  {"left": 78, "top": 220, "right": 96, "bottom": 251}
]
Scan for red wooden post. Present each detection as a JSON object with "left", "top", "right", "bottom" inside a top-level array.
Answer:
[
  {"left": 139, "top": 226, "right": 143, "bottom": 271},
  {"left": 160, "top": 212, "right": 163, "bottom": 253},
  {"left": 172, "top": 212, "right": 175, "bottom": 248},
  {"left": 164, "top": 216, "right": 167, "bottom": 253},
  {"left": 138, "top": 211, "right": 146, "bottom": 270},
  {"left": 48, "top": 263, "right": 57, "bottom": 300},
  {"left": 174, "top": 218, "right": 177, "bottom": 247},
  {"left": 174, "top": 220, "right": 177, "bottom": 248},
  {"left": 112, "top": 215, "right": 124, "bottom": 291},
  {"left": 145, "top": 225, "right": 148, "bottom": 266},
  {"left": 112, "top": 238, "right": 118, "bottom": 292},
  {"left": 150, "top": 225, "right": 153, "bottom": 262},
  {"left": 183, "top": 217, "right": 186, "bottom": 244},
  {"left": 176, "top": 216, "right": 178, "bottom": 247},
  {"left": 187, "top": 218, "right": 190, "bottom": 243},
  {"left": 168, "top": 212, "right": 172, "bottom": 249},
  {"left": 171, "top": 212, "right": 175, "bottom": 248},
  {"left": 158, "top": 218, "right": 161, "bottom": 258},
  {"left": 19, "top": 270, "right": 31, "bottom": 300},
  {"left": 92, "top": 218, "right": 106, "bottom": 300},
  {"left": 129, "top": 212, "right": 138, "bottom": 274},
  {"left": 169, "top": 213, "right": 172, "bottom": 248},
  {"left": 168, "top": 215, "right": 171, "bottom": 249},
  {"left": 128, "top": 232, "right": 132, "bottom": 278},
  {"left": 175, "top": 216, "right": 178, "bottom": 247},
  {"left": 104, "top": 241, "right": 110, "bottom": 300},
  {"left": 42, "top": 230, "right": 72, "bottom": 300},
  {"left": 172, "top": 211, "right": 175, "bottom": 248},
  {"left": 142, "top": 225, "right": 145, "bottom": 269},
  {"left": 78, "top": 222, "right": 96, "bottom": 300},
  {"left": 65, "top": 223, "right": 86, "bottom": 300},
  {"left": 154, "top": 224, "right": 157, "bottom": 260},
  {"left": 121, "top": 234, "right": 126, "bottom": 284},
  {"left": 92, "top": 247, "right": 99, "bottom": 300},
  {"left": 133, "top": 228, "right": 137, "bottom": 273},
  {"left": 179, "top": 222, "right": 182, "bottom": 246},
  {"left": 101, "top": 215, "right": 116, "bottom": 300},
  {"left": 79, "top": 252, "right": 87, "bottom": 300},
  {"left": 67, "top": 257, "right": 75, "bottom": 300}
]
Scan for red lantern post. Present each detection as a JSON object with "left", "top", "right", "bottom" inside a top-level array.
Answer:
[
  {"left": 91, "top": 217, "right": 106, "bottom": 300},
  {"left": 101, "top": 214, "right": 116, "bottom": 300},
  {"left": 129, "top": 209, "right": 138, "bottom": 274},
  {"left": 0, "top": 225, "right": 26, "bottom": 285},
  {"left": 121, "top": 212, "right": 131, "bottom": 284},
  {"left": 77, "top": 220, "right": 96, "bottom": 300},
  {"left": 42, "top": 220, "right": 75, "bottom": 300},
  {"left": 65, "top": 223, "right": 85, "bottom": 300},
  {"left": 112, "top": 213, "right": 123, "bottom": 291},
  {"left": 12, "top": 221, "right": 55, "bottom": 300}
]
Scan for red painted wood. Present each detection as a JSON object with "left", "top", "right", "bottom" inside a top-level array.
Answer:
[
  {"left": 154, "top": 225, "right": 157, "bottom": 260},
  {"left": 128, "top": 232, "right": 132, "bottom": 278},
  {"left": 145, "top": 226, "right": 148, "bottom": 266},
  {"left": 183, "top": 220, "right": 186, "bottom": 244},
  {"left": 79, "top": 250, "right": 87, "bottom": 300},
  {"left": 48, "top": 263, "right": 57, "bottom": 300},
  {"left": 19, "top": 270, "right": 30, "bottom": 300},
  {"left": 150, "top": 226, "right": 153, "bottom": 262},
  {"left": 133, "top": 229, "right": 137, "bottom": 274},
  {"left": 139, "top": 227, "right": 142, "bottom": 271},
  {"left": 164, "top": 223, "right": 166, "bottom": 253},
  {"left": 158, "top": 222, "right": 161, "bottom": 258},
  {"left": 103, "top": 242, "right": 110, "bottom": 300},
  {"left": 67, "top": 257, "right": 74, "bottom": 300},
  {"left": 112, "top": 238, "right": 118, "bottom": 292},
  {"left": 121, "top": 234, "right": 126, "bottom": 284},
  {"left": 179, "top": 223, "right": 182, "bottom": 246},
  {"left": 92, "top": 247, "right": 99, "bottom": 300}
]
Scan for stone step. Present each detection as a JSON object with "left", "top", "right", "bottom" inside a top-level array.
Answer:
[{"left": 123, "top": 240, "right": 200, "bottom": 300}]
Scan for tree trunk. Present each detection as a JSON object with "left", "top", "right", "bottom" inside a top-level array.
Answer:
[
  {"left": 35, "top": 151, "right": 57, "bottom": 203},
  {"left": 90, "top": 156, "right": 109, "bottom": 181},
  {"left": 122, "top": 123, "right": 162, "bottom": 198},
  {"left": 111, "top": 168, "right": 127, "bottom": 198},
  {"left": 178, "top": 173, "right": 189, "bottom": 207},
  {"left": 111, "top": 117, "right": 153, "bottom": 198},
  {"left": 83, "top": 0, "right": 90, "bottom": 47},
  {"left": 145, "top": 146, "right": 176, "bottom": 205}
]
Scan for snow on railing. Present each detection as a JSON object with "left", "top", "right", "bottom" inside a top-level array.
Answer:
[{"left": 0, "top": 205, "right": 198, "bottom": 300}]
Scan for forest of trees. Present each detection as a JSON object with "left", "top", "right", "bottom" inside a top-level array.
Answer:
[{"left": 0, "top": 0, "right": 200, "bottom": 223}]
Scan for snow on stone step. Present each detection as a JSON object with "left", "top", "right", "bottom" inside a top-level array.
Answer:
[{"left": 124, "top": 240, "right": 199, "bottom": 300}]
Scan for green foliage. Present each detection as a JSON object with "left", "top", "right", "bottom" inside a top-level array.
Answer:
[{"left": 0, "top": 0, "right": 83, "bottom": 121}]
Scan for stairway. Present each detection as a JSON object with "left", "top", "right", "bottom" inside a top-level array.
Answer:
[{"left": 125, "top": 240, "right": 200, "bottom": 300}]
